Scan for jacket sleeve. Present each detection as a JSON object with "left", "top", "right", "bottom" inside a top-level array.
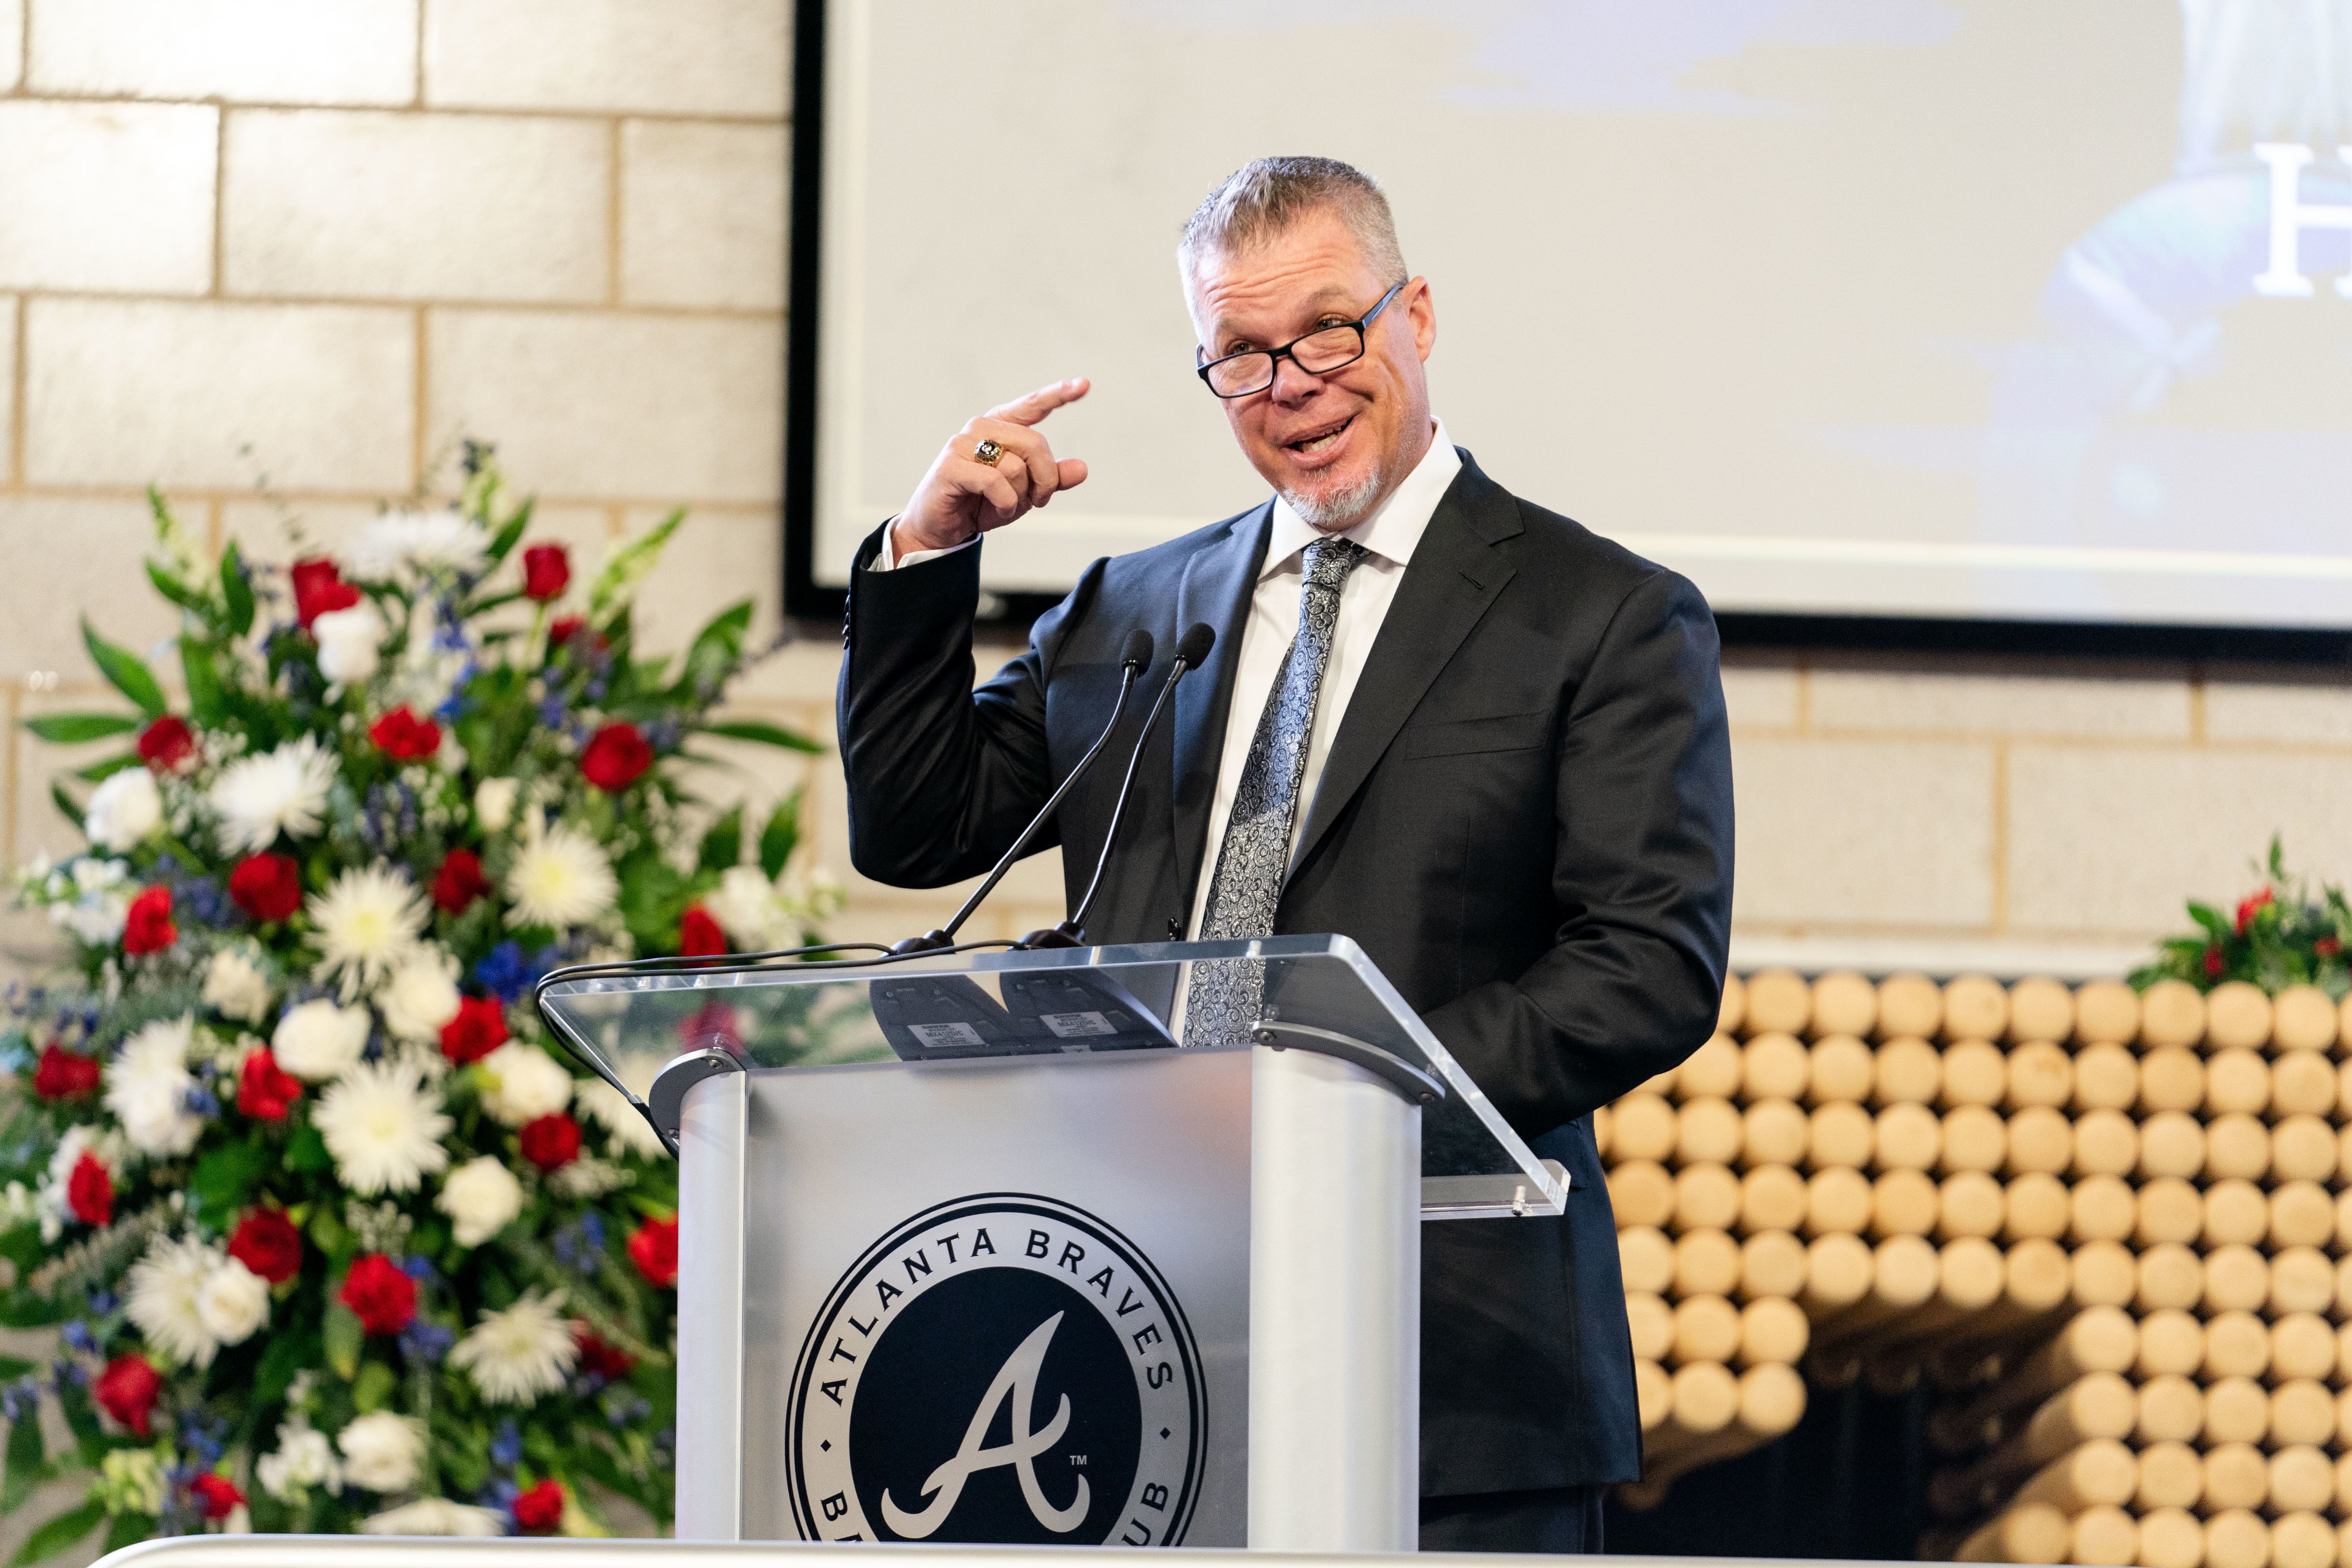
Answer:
[
  {"left": 1420, "top": 567, "right": 1735, "bottom": 1134},
  {"left": 835, "top": 523, "right": 1096, "bottom": 889}
]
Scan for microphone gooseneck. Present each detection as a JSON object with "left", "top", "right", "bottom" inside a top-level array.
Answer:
[
  {"left": 891, "top": 628, "right": 1156, "bottom": 955},
  {"left": 1018, "top": 622, "right": 1216, "bottom": 951}
]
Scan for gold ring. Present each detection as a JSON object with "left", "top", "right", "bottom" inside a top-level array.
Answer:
[{"left": 972, "top": 438, "right": 1004, "bottom": 467}]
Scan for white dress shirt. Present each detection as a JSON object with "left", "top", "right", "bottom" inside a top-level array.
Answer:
[{"left": 873, "top": 417, "right": 1463, "bottom": 942}]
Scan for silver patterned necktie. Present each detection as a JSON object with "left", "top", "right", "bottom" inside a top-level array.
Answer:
[{"left": 1182, "top": 535, "right": 1368, "bottom": 1048}]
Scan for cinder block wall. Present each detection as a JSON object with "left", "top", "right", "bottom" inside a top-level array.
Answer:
[{"left": 4, "top": 0, "right": 2352, "bottom": 971}]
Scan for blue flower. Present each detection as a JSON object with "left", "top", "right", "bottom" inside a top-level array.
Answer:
[
  {"left": 60, "top": 1321, "right": 93, "bottom": 1353},
  {"left": 400, "top": 1254, "right": 437, "bottom": 1284},
  {"left": 87, "top": 1290, "right": 116, "bottom": 1316},
  {"left": 537, "top": 693, "right": 567, "bottom": 729},
  {"left": 475, "top": 942, "right": 555, "bottom": 1004},
  {"left": 398, "top": 1320, "right": 454, "bottom": 1365},
  {"left": 490, "top": 1421, "right": 523, "bottom": 1469},
  {"left": 183, "top": 1086, "right": 220, "bottom": 1118}
]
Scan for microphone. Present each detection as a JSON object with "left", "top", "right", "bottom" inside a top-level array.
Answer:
[
  {"left": 1017, "top": 621, "right": 1215, "bottom": 950},
  {"left": 890, "top": 628, "right": 1154, "bottom": 955}
]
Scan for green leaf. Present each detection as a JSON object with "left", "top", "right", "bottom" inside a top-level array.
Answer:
[
  {"left": 181, "top": 639, "right": 227, "bottom": 726},
  {"left": 19, "top": 713, "right": 138, "bottom": 745},
  {"left": 285, "top": 1125, "right": 331, "bottom": 1173},
  {"left": 80, "top": 619, "right": 166, "bottom": 718},
  {"left": 189, "top": 1137, "right": 271, "bottom": 1223},
  {"left": 676, "top": 600, "right": 752, "bottom": 693},
  {"left": 484, "top": 497, "right": 535, "bottom": 566},
  {"left": 3, "top": 1405, "right": 44, "bottom": 1512},
  {"left": 698, "top": 804, "right": 743, "bottom": 873},
  {"left": 220, "top": 541, "right": 255, "bottom": 638},
  {"left": 47, "top": 781, "right": 83, "bottom": 832},
  {"left": 323, "top": 1301, "right": 364, "bottom": 1381},
  {"left": 700, "top": 719, "right": 823, "bottom": 754},
  {"left": 352, "top": 1360, "right": 396, "bottom": 1413},
  {"left": 254, "top": 1321, "right": 318, "bottom": 1410},
  {"left": 588, "top": 508, "right": 685, "bottom": 621},
  {"left": 101, "top": 1514, "right": 151, "bottom": 1556},
  {"left": 759, "top": 789, "right": 802, "bottom": 879},
  {"left": 143, "top": 559, "right": 210, "bottom": 617},
  {"left": 72, "top": 755, "right": 138, "bottom": 784},
  {"left": 13, "top": 1500, "right": 103, "bottom": 1566},
  {"left": 54, "top": 1380, "right": 102, "bottom": 1466}
]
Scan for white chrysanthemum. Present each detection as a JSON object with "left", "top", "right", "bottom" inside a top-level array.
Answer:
[
  {"left": 312, "top": 602, "right": 385, "bottom": 688},
  {"left": 126, "top": 1236, "right": 226, "bottom": 1367},
  {"left": 201, "top": 946, "right": 275, "bottom": 1024},
  {"left": 575, "top": 1049, "right": 666, "bottom": 1159},
  {"left": 106, "top": 1016, "right": 203, "bottom": 1157},
  {"left": 84, "top": 768, "right": 163, "bottom": 853},
  {"left": 476, "top": 1042, "right": 574, "bottom": 1128},
  {"left": 349, "top": 508, "right": 489, "bottom": 581},
  {"left": 549, "top": 1156, "right": 629, "bottom": 1199},
  {"left": 337, "top": 1412, "right": 425, "bottom": 1492},
  {"left": 379, "top": 949, "right": 462, "bottom": 1044},
  {"left": 448, "top": 1289, "right": 576, "bottom": 1405},
  {"left": 436, "top": 1155, "right": 524, "bottom": 1247},
  {"left": 271, "top": 997, "right": 371, "bottom": 1083},
  {"left": 209, "top": 736, "right": 338, "bottom": 854},
  {"left": 312, "top": 1062, "right": 452, "bottom": 1195},
  {"left": 504, "top": 818, "right": 617, "bottom": 930},
  {"left": 473, "top": 777, "right": 519, "bottom": 834},
  {"left": 361, "top": 1499, "right": 506, "bottom": 1537},
  {"left": 704, "top": 865, "right": 792, "bottom": 950},
  {"left": 256, "top": 1425, "right": 342, "bottom": 1501},
  {"left": 308, "top": 863, "right": 430, "bottom": 997},
  {"left": 195, "top": 1258, "right": 270, "bottom": 1345}
]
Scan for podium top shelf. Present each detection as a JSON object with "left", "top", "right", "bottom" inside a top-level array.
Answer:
[{"left": 537, "top": 935, "right": 1564, "bottom": 1219}]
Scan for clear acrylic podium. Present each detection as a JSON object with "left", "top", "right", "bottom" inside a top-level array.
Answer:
[{"left": 537, "top": 935, "right": 1565, "bottom": 1554}]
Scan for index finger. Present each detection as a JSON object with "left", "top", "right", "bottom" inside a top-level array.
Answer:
[{"left": 986, "top": 377, "right": 1090, "bottom": 427}]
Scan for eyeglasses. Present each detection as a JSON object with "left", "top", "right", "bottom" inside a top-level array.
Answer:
[{"left": 1194, "top": 280, "right": 1408, "bottom": 399}]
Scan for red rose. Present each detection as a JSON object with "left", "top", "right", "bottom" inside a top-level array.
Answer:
[
  {"left": 2318, "top": 936, "right": 2343, "bottom": 960},
  {"left": 121, "top": 886, "right": 176, "bottom": 955},
  {"left": 511, "top": 1478, "right": 565, "bottom": 1534},
  {"left": 289, "top": 557, "right": 360, "bottom": 628},
  {"left": 66, "top": 1152, "right": 111, "bottom": 1227},
  {"left": 93, "top": 1354, "right": 161, "bottom": 1437},
  {"left": 136, "top": 715, "right": 196, "bottom": 773},
  {"left": 228, "top": 853, "right": 303, "bottom": 922},
  {"left": 627, "top": 1215, "right": 679, "bottom": 1289},
  {"left": 518, "top": 1113, "right": 581, "bottom": 1172},
  {"left": 573, "top": 1328, "right": 635, "bottom": 1381},
  {"left": 2203, "top": 944, "right": 2226, "bottom": 980},
  {"left": 189, "top": 1473, "right": 243, "bottom": 1521},
  {"left": 432, "top": 848, "right": 490, "bottom": 914},
  {"left": 440, "top": 995, "right": 509, "bottom": 1065},
  {"left": 228, "top": 1207, "right": 303, "bottom": 1285},
  {"left": 339, "top": 1253, "right": 417, "bottom": 1336},
  {"left": 237, "top": 1047, "right": 301, "bottom": 1122},
  {"left": 678, "top": 904, "right": 727, "bottom": 958},
  {"left": 2235, "top": 887, "right": 2274, "bottom": 936},
  {"left": 31, "top": 1043, "right": 100, "bottom": 1100},
  {"left": 579, "top": 722, "right": 652, "bottom": 792},
  {"left": 521, "top": 543, "right": 571, "bottom": 601},
  {"left": 368, "top": 706, "right": 442, "bottom": 761},
  {"left": 547, "top": 616, "right": 612, "bottom": 659}
]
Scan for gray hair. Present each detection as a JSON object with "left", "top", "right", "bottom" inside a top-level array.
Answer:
[{"left": 1176, "top": 156, "right": 1408, "bottom": 298}]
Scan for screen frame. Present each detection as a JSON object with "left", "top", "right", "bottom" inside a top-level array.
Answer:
[{"left": 778, "top": 0, "right": 2352, "bottom": 667}]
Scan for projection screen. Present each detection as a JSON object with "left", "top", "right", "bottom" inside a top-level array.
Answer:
[{"left": 805, "top": 0, "right": 2352, "bottom": 630}]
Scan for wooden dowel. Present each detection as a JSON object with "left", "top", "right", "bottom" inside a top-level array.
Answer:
[
  {"left": 2202, "top": 1441, "right": 2269, "bottom": 1511},
  {"left": 1738, "top": 1229, "right": 1806, "bottom": 1302},
  {"left": 1873, "top": 1037, "right": 1941, "bottom": 1107},
  {"left": 2269, "top": 1245, "right": 2334, "bottom": 1316},
  {"left": 2337, "top": 1450, "right": 2352, "bottom": 1516},
  {"left": 1677, "top": 1096, "right": 1744, "bottom": 1166},
  {"left": 1617, "top": 1225, "right": 1673, "bottom": 1295},
  {"left": 2267, "top": 1512, "right": 2334, "bottom": 1568},
  {"left": 1738, "top": 1165, "right": 1806, "bottom": 1236},
  {"left": 2135, "top": 1176, "right": 2202, "bottom": 1246},
  {"left": 1742, "top": 1099, "right": 1808, "bottom": 1169},
  {"left": 2006, "top": 1040, "right": 2074, "bottom": 1109},
  {"left": 2270, "top": 1312, "right": 2334, "bottom": 1384},
  {"left": 1957, "top": 1504, "right": 2068, "bottom": 1565},
  {"left": 1648, "top": 1359, "right": 1740, "bottom": 1458},
  {"left": 1873, "top": 1102, "right": 1941, "bottom": 1171},
  {"left": 2072, "top": 979, "right": 2141, "bottom": 1046},
  {"left": 2202, "top": 1177, "right": 2267, "bottom": 1247},
  {"left": 1808, "top": 1102, "right": 1873, "bottom": 1170},
  {"left": 2134, "top": 1440, "right": 2204, "bottom": 1509},
  {"left": 2270, "top": 1380, "right": 2336, "bottom": 1448},
  {"left": 1937, "top": 1170, "right": 2004, "bottom": 1240},
  {"left": 2138, "top": 978, "right": 2207, "bottom": 1050},
  {"left": 2131, "top": 1506, "right": 2202, "bottom": 1568},
  {"left": 1592, "top": 1102, "right": 1614, "bottom": 1159},
  {"left": 1944, "top": 974, "right": 2009, "bottom": 1044},
  {"left": 1939, "top": 1105, "right": 2007, "bottom": 1173},
  {"left": 2070, "top": 1108, "right": 2138, "bottom": 1178},
  {"left": 2068, "top": 1174, "right": 2134, "bottom": 1244},
  {"left": 2138, "top": 1046, "right": 2205, "bottom": 1114},
  {"left": 2070, "top": 1240, "right": 2136, "bottom": 1309},
  {"left": 2007, "top": 976, "right": 2075, "bottom": 1045},
  {"left": 2067, "top": 1504, "right": 2137, "bottom": 1568},
  {"left": 2272, "top": 1049, "right": 2335, "bottom": 1116},
  {"left": 1671, "top": 1228, "right": 1741, "bottom": 1299},
  {"left": 2206, "top": 1310, "right": 2271, "bottom": 1380},
  {"left": 2070, "top": 1040, "right": 2137, "bottom": 1112},
  {"left": 2005, "top": 1105, "right": 2071, "bottom": 1175},
  {"left": 2206, "top": 1046, "right": 2272, "bottom": 1114},
  {"left": 1607, "top": 1158, "right": 1675, "bottom": 1229},
  {"left": 2012, "top": 1437, "right": 2136, "bottom": 1512},
  {"left": 1633, "top": 1361, "right": 1807, "bottom": 1496},
  {"left": 1736, "top": 1296, "right": 1808, "bottom": 1367},
  {"left": 1626, "top": 1291, "right": 1673, "bottom": 1361},
  {"left": 2272, "top": 983, "right": 2337, "bottom": 1053},
  {"left": 1805, "top": 1167, "right": 1872, "bottom": 1237},
  {"left": 1675, "top": 1033, "right": 1742, "bottom": 1099},
  {"left": 2205, "top": 1376, "right": 2269, "bottom": 1444},
  {"left": 1814, "top": 1234, "right": 1936, "bottom": 1343},
  {"left": 1800, "top": 1232, "right": 1873, "bottom": 1319},
  {"left": 1740, "top": 1031, "right": 1809, "bottom": 1103},
  {"left": 1807, "top": 1034, "right": 1873, "bottom": 1106},
  {"left": 1999, "top": 1236, "right": 2072, "bottom": 1322},
  {"left": 2206, "top": 980, "right": 2274, "bottom": 1051},
  {"left": 2003, "top": 1172, "right": 2069, "bottom": 1241},
  {"left": 2270, "top": 1113, "right": 2336, "bottom": 1183},
  {"left": 1940, "top": 1038, "right": 2008, "bottom": 1110},
  {"left": 1875, "top": 973, "right": 1943, "bottom": 1042},
  {"left": 1672, "top": 1161, "right": 1741, "bottom": 1233},
  {"left": 1715, "top": 973, "right": 1746, "bottom": 1038},
  {"left": 2203, "top": 1242, "right": 2271, "bottom": 1315},
  {"left": 2338, "top": 1189, "right": 2352, "bottom": 1251},
  {"left": 1869, "top": 1169, "right": 1938, "bottom": 1239},
  {"left": 2136, "top": 1110, "right": 2206, "bottom": 1180},
  {"left": 1669, "top": 1294, "right": 1741, "bottom": 1367},
  {"left": 2012, "top": 1371, "right": 2137, "bottom": 1469},
  {"left": 2134, "top": 1307, "right": 2203, "bottom": 1378},
  {"left": 2134, "top": 1375, "right": 2201, "bottom": 1444},
  {"left": 1811, "top": 970, "right": 1878, "bottom": 1039},
  {"left": 1743, "top": 969, "right": 1811, "bottom": 1038},
  {"left": 2341, "top": 1325, "right": 2352, "bottom": 1389},
  {"left": 1635, "top": 1356, "right": 1672, "bottom": 1432},
  {"left": 1611, "top": 1091, "right": 1676, "bottom": 1162},
  {"left": 2135, "top": 1241, "right": 2203, "bottom": 1312}
]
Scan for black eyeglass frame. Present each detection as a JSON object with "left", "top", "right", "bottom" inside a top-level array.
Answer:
[{"left": 1194, "top": 279, "right": 1410, "bottom": 399}]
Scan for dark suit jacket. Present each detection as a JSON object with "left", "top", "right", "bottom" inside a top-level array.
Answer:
[{"left": 836, "top": 449, "right": 1735, "bottom": 1495}]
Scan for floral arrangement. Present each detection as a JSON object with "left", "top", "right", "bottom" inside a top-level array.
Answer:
[
  {"left": 0, "top": 448, "right": 836, "bottom": 1558},
  {"left": 2134, "top": 837, "right": 2351, "bottom": 996}
]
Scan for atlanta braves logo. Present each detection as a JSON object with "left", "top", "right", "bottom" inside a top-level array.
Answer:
[{"left": 788, "top": 1195, "right": 1205, "bottom": 1546}]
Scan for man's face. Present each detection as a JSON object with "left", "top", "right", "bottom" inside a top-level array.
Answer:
[{"left": 1189, "top": 208, "right": 1436, "bottom": 530}]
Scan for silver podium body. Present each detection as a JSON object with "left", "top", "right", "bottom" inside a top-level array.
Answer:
[{"left": 539, "top": 936, "right": 1564, "bottom": 1554}]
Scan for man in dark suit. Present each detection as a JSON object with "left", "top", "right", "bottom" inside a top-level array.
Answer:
[{"left": 837, "top": 156, "right": 1734, "bottom": 1552}]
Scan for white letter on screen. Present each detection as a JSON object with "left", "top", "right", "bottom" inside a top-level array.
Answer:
[{"left": 2253, "top": 143, "right": 2352, "bottom": 299}]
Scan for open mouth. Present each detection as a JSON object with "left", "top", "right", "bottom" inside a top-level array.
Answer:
[{"left": 1285, "top": 414, "right": 1355, "bottom": 456}]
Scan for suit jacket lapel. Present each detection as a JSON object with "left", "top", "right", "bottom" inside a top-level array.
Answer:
[
  {"left": 1290, "top": 455, "right": 1522, "bottom": 875},
  {"left": 1171, "top": 502, "right": 1272, "bottom": 917}
]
